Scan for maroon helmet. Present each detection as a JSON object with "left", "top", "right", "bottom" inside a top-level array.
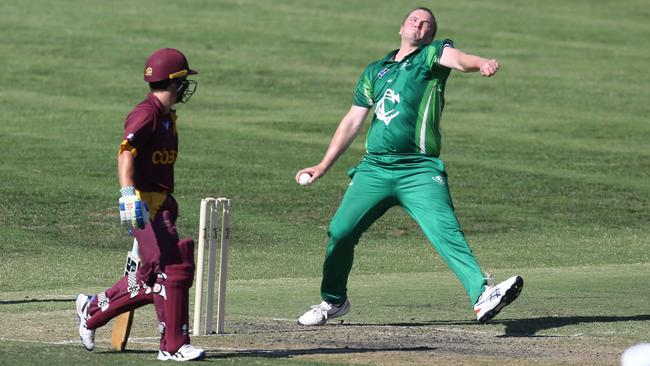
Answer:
[{"left": 143, "top": 48, "right": 198, "bottom": 83}]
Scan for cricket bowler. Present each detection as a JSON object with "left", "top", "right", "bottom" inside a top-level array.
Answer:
[
  {"left": 295, "top": 7, "right": 524, "bottom": 326},
  {"left": 75, "top": 48, "right": 205, "bottom": 361}
]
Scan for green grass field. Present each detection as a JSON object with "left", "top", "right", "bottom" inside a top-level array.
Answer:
[{"left": 1, "top": 0, "right": 649, "bottom": 365}]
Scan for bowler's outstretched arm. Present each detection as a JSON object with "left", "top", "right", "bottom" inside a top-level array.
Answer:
[
  {"left": 439, "top": 47, "right": 500, "bottom": 77},
  {"left": 295, "top": 105, "right": 370, "bottom": 184}
]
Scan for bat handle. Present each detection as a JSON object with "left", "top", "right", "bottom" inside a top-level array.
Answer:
[{"left": 131, "top": 238, "right": 140, "bottom": 259}]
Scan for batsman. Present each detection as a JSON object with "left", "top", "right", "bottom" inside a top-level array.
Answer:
[{"left": 75, "top": 48, "right": 205, "bottom": 361}]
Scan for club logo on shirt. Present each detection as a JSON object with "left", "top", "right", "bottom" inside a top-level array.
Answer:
[
  {"left": 375, "top": 88, "right": 401, "bottom": 126},
  {"left": 152, "top": 149, "right": 177, "bottom": 165},
  {"left": 377, "top": 67, "right": 390, "bottom": 79}
]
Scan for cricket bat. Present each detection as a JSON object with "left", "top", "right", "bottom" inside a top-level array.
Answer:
[{"left": 111, "top": 238, "right": 140, "bottom": 351}]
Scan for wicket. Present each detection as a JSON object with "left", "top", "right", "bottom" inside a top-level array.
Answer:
[{"left": 193, "top": 197, "right": 231, "bottom": 336}]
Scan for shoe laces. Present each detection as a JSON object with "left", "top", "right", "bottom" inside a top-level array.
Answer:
[
  {"left": 78, "top": 294, "right": 92, "bottom": 320},
  {"left": 476, "top": 273, "right": 497, "bottom": 304},
  {"left": 161, "top": 344, "right": 196, "bottom": 356},
  {"left": 311, "top": 301, "right": 332, "bottom": 312},
  {"left": 483, "top": 272, "right": 496, "bottom": 287},
  {"left": 87, "top": 328, "right": 96, "bottom": 341},
  {"left": 82, "top": 303, "right": 90, "bottom": 321},
  {"left": 178, "top": 344, "right": 198, "bottom": 352}
]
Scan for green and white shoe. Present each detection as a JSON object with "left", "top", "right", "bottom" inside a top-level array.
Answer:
[{"left": 474, "top": 275, "right": 524, "bottom": 323}]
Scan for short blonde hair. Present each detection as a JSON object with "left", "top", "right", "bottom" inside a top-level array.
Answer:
[{"left": 402, "top": 7, "right": 437, "bottom": 38}]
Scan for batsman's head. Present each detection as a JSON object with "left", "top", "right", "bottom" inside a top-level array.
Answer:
[{"left": 144, "top": 48, "right": 198, "bottom": 104}]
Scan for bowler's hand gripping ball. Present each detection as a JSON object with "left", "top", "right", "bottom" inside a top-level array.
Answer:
[{"left": 298, "top": 173, "right": 312, "bottom": 186}]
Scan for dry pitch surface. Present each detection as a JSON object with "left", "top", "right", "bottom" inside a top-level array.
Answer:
[{"left": 0, "top": 304, "right": 627, "bottom": 366}]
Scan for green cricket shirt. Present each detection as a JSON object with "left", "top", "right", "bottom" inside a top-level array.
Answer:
[{"left": 353, "top": 39, "right": 454, "bottom": 157}]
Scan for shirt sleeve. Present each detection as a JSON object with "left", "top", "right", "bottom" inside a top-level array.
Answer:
[
  {"left": 425, "top": 39, "right": 455, "bottom": 68},
  {"left": 119, "top": 107, "right": 154, "bottom": 157},
  {"left": 352, "top": 65, "right": 374, "bottom": 108}
]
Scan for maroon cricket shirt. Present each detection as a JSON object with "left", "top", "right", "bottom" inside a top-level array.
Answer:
[{"left": 121, "top": 93, "right": 178, "bottom": 193}]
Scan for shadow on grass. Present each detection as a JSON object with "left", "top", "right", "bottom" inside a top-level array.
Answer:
[
  {"left": 209, "top": 346, "right": 435, "bottom": 359},
  {"left": 500, "top": 315, "right": 650, "bottom": 337},
  {"left": 96, "top": 349, "right": 153, "bottom": 355},
  {"left": 340, "top": 314, "right": 650, "bottom": 337},
  {"left": 94, "top": 345, "right": 436, "bottom": 359},
  {"left": 0, "top": 298, "right": 74, "bottom": 305}
]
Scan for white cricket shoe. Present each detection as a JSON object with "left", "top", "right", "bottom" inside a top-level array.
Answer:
[
  {"left": 75, "top": 293, "right": 95, "bottom": 351},
  {"left": 474, "top": 275, "right": 524, "bottom": 322},
  {"left": 157, "top": 344, "right": 206, "bottom": 361},
  {"left": 297, "top": 298, "right": 351, "bottom": 326}
]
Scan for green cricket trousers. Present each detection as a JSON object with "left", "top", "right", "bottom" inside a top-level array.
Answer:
[{"left": 321, "top": 154, "right": 486, "bottom": 305}]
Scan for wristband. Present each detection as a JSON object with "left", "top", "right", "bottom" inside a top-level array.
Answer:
[{"left": 120, "top": 186, "right": 136, "bottom": 197}]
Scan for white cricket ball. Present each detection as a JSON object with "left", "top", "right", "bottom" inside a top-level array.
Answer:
[
  {"left": 298, "top": 173, "right": 312, "bottom": 186},
  {"left": 621, "top": 343, "right": 650, "bottom": 366}
]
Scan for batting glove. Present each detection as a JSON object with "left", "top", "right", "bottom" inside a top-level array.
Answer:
[{"left": 119, "top": 186, "right": 150, "bottom": 229}]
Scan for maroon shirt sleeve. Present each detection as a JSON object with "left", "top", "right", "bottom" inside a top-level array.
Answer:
[{"left": 123, "top": 105, "right": 155, "bottom": 155}]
